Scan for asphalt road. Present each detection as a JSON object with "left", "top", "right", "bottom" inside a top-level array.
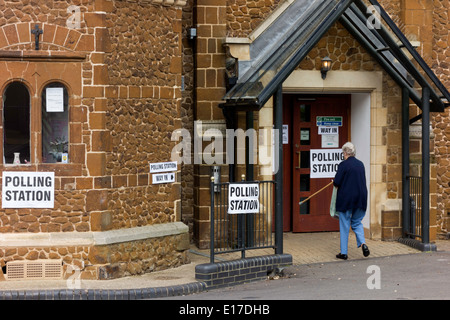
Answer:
[{"left": 163, "top": 251, "right": 450, "bottom": 301}]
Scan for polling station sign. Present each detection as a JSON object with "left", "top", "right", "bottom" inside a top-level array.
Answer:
[
  {"left": 228, "top": 183, "right": 259, "bottom": 214},
  {"left": 150, "top": 161, "right": 177, "bottom": 173},
  {"left": 310, "top": 149, "right": 344, "bottom": 178},
  {"left": 2, "top": 171, "right": 55, "bottom": 208}
]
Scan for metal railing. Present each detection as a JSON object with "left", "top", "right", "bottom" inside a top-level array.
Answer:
[
  {"left": 209, "top": 179, "right": 276, "bottom": 263},
  {"left": 407, "top": 176, "right": 422, "bottom": 239}
]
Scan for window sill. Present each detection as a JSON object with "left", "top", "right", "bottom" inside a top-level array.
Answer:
[{"left": 1, "top": 163, "right": 82, "bottom": 176}]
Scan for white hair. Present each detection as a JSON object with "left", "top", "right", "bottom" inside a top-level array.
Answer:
[{"left": 342, "top": 142, "right": 356, "bottom": 157}]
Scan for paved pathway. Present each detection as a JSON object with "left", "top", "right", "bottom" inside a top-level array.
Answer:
[
  {"left": 199, "top": 232, "right": 424, "bottom": 265},
  {"left": 0, "top": 232, "right": 448, "bottom": 299}
]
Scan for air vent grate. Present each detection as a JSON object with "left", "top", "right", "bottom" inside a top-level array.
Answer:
[{"left": 6, "top": 260, "right": 62, "bottom": 280}]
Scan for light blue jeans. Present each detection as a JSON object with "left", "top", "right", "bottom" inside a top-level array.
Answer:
[{"left": 338, "top": 208, "right": 366, "bottom": 255}]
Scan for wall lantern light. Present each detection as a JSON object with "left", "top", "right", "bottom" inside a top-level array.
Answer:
[{"left": 321, "top": 56, "right": 332, "bottom": 80}]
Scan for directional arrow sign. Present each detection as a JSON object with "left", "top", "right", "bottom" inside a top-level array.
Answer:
[{"left": 152, "top": 172, "right": 176, "bottom": 184}]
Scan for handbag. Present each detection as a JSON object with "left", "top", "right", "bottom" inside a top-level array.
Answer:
[{"left": 330, "top": 186, "right": 339, "bottom": 219}]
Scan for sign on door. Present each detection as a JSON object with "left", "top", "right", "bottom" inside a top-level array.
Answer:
[{"left": 310, "top": 149, "right": 344, "bottom": 178}]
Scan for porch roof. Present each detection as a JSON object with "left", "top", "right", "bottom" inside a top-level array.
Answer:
[{"left": 221, "top": 0, "right": 450, "bottom": 113}]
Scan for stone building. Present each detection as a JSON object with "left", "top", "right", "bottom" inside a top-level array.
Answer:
[
  {"left": 1, "top": 0, "right": 450, "bottom": 282},
  {"left": 0, "top": 0, "right": 189, "bottom": 280},
  {"left": 181, "top": 0, "right": 450, "bottom": 249}
]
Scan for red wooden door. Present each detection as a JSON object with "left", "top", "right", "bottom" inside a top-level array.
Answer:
[{"left": 291, "top": 95, "right": 350, "bottom": 232}]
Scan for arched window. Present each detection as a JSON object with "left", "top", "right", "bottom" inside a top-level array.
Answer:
[
  {"left": 3, "top": 82, "right": 30, "bottom": 164},
  {"left": 42, "top": 82, "right": 69, "bottom": 163}
]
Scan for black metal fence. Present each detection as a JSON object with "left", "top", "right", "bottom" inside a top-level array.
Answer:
[
  {"left": 209, "top": 179, "right": 276, "bottom": 263},
  {"left": 407, "top": 176, "right": 422, "bottom": 239}
]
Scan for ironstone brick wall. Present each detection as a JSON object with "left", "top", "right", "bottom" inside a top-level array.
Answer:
[
  {"left": 0, "top": 0, "right": 185, "bottom": 233},
  {"left": 0, "top": 0, "right": 190, "bottom": 279},
  {"left": 191, "top": 0, "right": 227, "bottom": 248},
  {"left": 181, "top": 0, "right": 195, "bottom": 242},
  {"left": 226, "top": 0, "right": 282, "bottom": 37},
  {"left": 103, "top": 1, "right": 184, "bottom": 231}
]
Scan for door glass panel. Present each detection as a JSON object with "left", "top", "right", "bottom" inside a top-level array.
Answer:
[
  {"left": 300, "top": 104, "right": 310, "bottom": 122},
  {"left": 300, "top": 128, "right": 310, "bottom": 145},
  {"left": 300, "top": 174, "right": 310, "bottom": 191},
  {"left": 42, "top": 83, "right": 69, "bottom": 163},
  {"left": 299, "top": 197, "right": 309, "bottom": 215},
  {"left": 300, "top": 151, "right": 310, "bottom": 168}
]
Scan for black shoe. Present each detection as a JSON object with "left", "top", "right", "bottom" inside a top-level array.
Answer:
[
  {"left": 362, "top": 244, "right": 370, "bottom": 257},
  {"left": 336, "top": 253, "right": 348, "bottom": 260}
]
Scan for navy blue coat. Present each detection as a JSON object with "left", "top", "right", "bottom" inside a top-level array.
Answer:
[{"left": 333, "top": 156, "right": 367, "bottom": 212}]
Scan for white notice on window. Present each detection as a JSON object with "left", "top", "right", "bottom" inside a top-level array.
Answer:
[
  {"left": 321, "top": 134, "right": 339, "bottom": 148},
  {"left": 46, "top": 87, "right": 64, "bottom": 112},
  {"left": 282, "top": 125, "right": 289, "bottom": 144}
]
